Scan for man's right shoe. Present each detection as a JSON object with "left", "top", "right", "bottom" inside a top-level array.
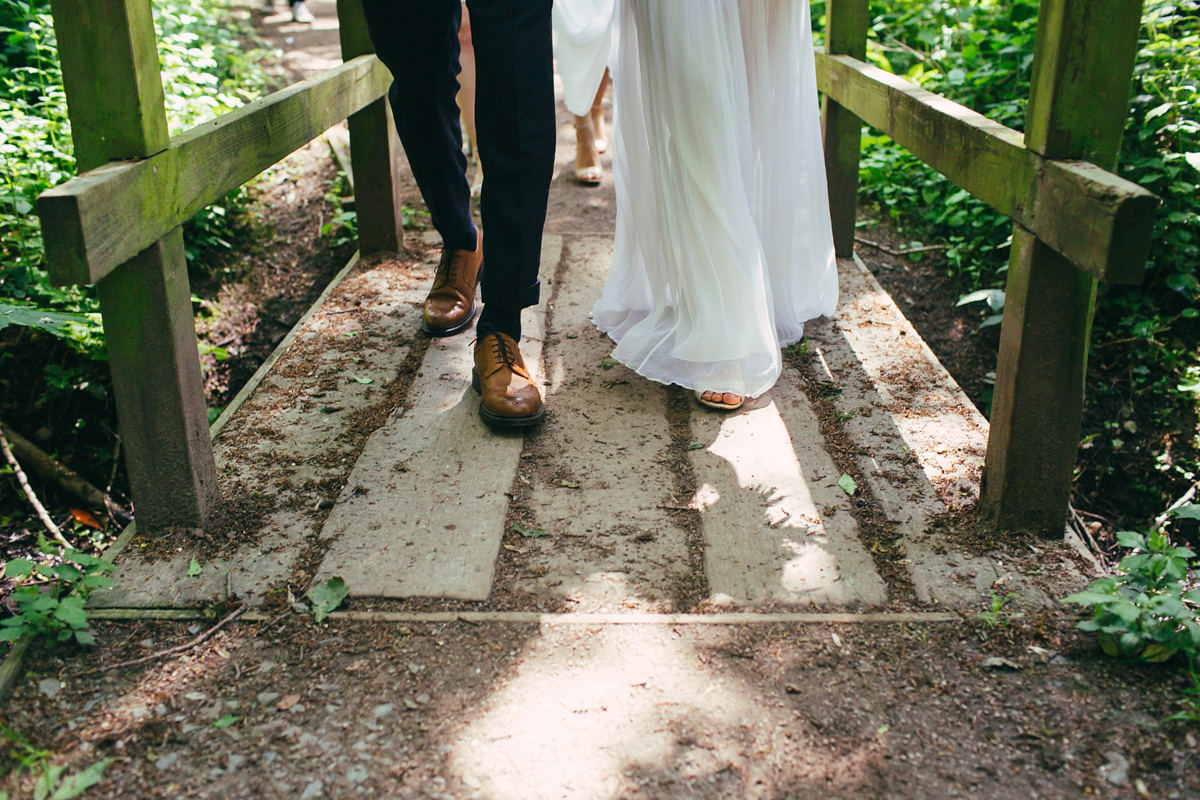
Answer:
[
  {"left": 472, "top": 331, "right": 544, "bottom": 428},
  {"left": 422, "top": 229, "right": 483, "bottom": 337}
]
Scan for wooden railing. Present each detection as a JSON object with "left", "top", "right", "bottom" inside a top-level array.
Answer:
[
  {"left": 819, "top": 0, "right": 1157, "bottom": 536},
  {"left": 37, "top": 0, "right": 402, "bottom": 532},
  {"left": 37, "top": 0, "right": 1157, "bottom": 538}
]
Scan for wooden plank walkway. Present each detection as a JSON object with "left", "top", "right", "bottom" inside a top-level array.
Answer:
[{"left": 86, "top": 16, "right": 1094, "bottom": 614}]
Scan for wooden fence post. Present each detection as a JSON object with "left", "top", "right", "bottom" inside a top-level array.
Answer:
[
  {"left": 337, "top": 0, "right": 403, "bottom": 254},
  {"left": 821, "top": 0, "right": 870, "bottom": 257},
  {"left": 48, "top": 0, "right": 218, "bottom": 532},
  {"left": 981, "top": 0, "right": 1144, "bottom": 536}
]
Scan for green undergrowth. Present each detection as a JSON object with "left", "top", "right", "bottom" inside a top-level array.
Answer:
[{"left": 812, "top": 0, "right": 1200, "bottom": 536}]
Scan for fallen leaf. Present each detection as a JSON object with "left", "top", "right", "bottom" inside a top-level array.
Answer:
[
  {"left": 559, "top": 480, "right": 580, "bottom": 489},
  {"left": 510, "top": 522, "right": 550, "bottom": 538},
  {"left": 687, "top": 441, "right": 704, "bottom": 451},
  {"left": 503, "top": 545, "right": 530, "bottom": 554},
  {"left": 351, "top": 375, "right": 373, "bottom": 384},
  {"left": 186, "top": 558, "right": 202, "bottom": 578},
  {"left": 984, "top": 657, "right": 1022, "bottom": 670},
  {"left": 276, "top": 694, "right": 302, "bottom": 710},
  {"left": 70, "top": 509, "right": 103, "bottom": 529},
  {"left": 837, "top": 473, "right": 858, "bottom": 496},
  {"left": 213, "top": 715, "right": 241, "bottom": 728}
]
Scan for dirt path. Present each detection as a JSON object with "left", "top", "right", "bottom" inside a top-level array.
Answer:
[{"left": 1, "top": 7, "right": 1197, "bottom": 800}]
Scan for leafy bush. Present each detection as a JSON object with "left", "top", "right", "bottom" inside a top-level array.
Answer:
[
  {"left": 1063, "top": 508, "right": 1200, "bottom": 664},
  {"left": 0, "top": 534, "right": 114, "bottom": 646}
]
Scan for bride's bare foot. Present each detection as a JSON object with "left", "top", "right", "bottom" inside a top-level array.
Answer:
[
  {"left": 573, "top": 114, "right": 602, "bottom": 185},
  {"left": 695, "top": 390, "right": 745, "bottom": 411}
]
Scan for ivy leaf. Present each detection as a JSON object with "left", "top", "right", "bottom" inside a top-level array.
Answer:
[
  {"left": 305, "top": 576, "right": 349, "bottom": 624},
  {"left": 837, "top": 473, "right": 858, "bottom": 496},
  {"left": 213, "top": 715, "right": 242, "bottom": 728},
  {"left": 187, "top": 558, "right": 203, "bottom": 578}
]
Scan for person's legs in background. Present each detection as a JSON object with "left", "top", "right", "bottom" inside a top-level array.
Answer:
[{"left": 456, "top": 2, "right": 483, "bottom": 196}]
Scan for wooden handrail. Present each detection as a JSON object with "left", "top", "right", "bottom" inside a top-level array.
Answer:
[
  {"left": 816, "top": 53, "right": 1157, "bottom": 285},
  {"left": 38, "top": 55, "right": 392, "bottom": 287}
]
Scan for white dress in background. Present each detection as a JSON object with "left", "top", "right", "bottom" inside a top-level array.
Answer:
[
  {"left": 552, "top": 0, "right": 615, "bottom": 117},
  {"left": 591, "top": 0, "right": 838, "bottom": 398}
]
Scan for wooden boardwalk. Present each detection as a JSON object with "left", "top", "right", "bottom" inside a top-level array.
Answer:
[{"left": 86, "top": 0, "right": 1095, "bottom": 616}]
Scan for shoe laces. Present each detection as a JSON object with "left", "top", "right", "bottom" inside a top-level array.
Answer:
[
  {"left": 476, "top": 328, "right": 518, "bottom": 374},
  {"left": 432, "top": 248, "right": 464, "bottom": 290}
]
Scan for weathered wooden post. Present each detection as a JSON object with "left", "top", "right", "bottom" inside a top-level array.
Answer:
[
  {"left": 47, "top": 0, "right": 218, "bottom": 531},
  {"left": 337, "top": 0, "right": 404, "bottom": 254},
  {"left": 821, "top": 0, "right": 870, "bottom": 257},
  {"left": 981, "top": 0, "right": 1145, "bottom": 535}
]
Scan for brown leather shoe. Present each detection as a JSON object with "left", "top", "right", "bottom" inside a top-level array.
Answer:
[
  {"left": 471, "top": 331, "right": 544, "bottom": 427},
  {"left": 422, "top": 229, "right": 483, "bottom": 336}
]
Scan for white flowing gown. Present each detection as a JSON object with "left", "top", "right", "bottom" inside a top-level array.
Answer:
[
  {"left": 591, "top": 0, "right": 838, "bottom": 398},
  {"left": 552, "top": 0, "right": 615, "bottom": 117}
]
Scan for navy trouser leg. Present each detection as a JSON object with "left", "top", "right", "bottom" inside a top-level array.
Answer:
[
  {"left": 466, "top": 0, "right": 555, "bottom": 310},
  {"left": 358, "top": 0, "right": 476, "bottom": 253},
  {"left": 356, "top": 0, "right": 554, "bottom": 311}
]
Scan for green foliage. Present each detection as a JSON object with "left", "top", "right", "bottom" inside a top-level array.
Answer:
[
  {"left": 0, "top": 534, "right": 113, "bottom": 646},
  {"left": 1063, "top": 507, "right": 1200, "bottom": 664},
  {"left": 1, "top": 726, "right": 112, "bottom": 800}
]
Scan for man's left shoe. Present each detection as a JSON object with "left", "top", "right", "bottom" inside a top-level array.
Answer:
[
  {"left": 472, "top": 331, "right": 544, "bottom": 428},
  {"left": 423, "top": 229, "right": 483, "bottom": 337}
]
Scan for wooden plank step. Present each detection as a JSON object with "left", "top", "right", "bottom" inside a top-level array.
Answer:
[{"left": 312, "top": 236, "right": 564, "bottom": 600}]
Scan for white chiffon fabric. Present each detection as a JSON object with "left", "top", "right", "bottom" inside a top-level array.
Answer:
[
  {"left": 552, "top": 0, "right": 615, "bottom": 117},
  {"left": 591, "top": 0, "right": 838, "bottom": 398}
]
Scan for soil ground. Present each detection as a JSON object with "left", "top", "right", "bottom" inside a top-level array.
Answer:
[{"left": 2, "top": 4, "right": 1198, "bottom": 799}]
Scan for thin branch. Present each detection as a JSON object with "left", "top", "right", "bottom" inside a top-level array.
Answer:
[
  {"left": 81, "top": 605, "right": 248, "bottom": 675},
  {"left": 1152, "top": 482, "right": 1199, "bottom": 533},
  {"left": 0, "top": 425, "right": 71, "bottom": 548},
  {"left": 855, "top": 236, "right": 949, "bottom": 258}
]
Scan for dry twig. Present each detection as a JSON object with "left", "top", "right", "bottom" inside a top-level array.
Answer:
[
  {"left": 855, "top": 236, "right": 949, "bottom": 258},
  {"left": 0, "top": 425, "right": 71, "bottom": 548},
  {"left": 82, "top": 605, "right": 248, "bottom": 675}
]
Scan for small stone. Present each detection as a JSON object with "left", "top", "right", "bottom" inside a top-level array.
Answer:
[
  {"left": 407, "top": 663, "right": 423, "bottom": 674},
  {"left": 291, "top": 602, "right": 310, "bottom": 614},
  {"left": 37, "top": 678, "right": 61, "bottom": 699},
  {"left": 416, "top": 693, "right": 431, "bottom": 705},
  {"left": 373, "top": 703, "right": 394, "bottom": 718},
  {"left": 462, "top": 775, "right": 482, "bottom": 789},
  {"left": 187, "top": 625, "right": 201, "bottom": 635},
  {"left": 184, "top": 692, "right": 207, "bottom": 702},
  {"left": 299, "top": 779, "right": 323, "bottom": 799},
  {"left": 155, "top": 753, "right": 179, "bottom": 771},
  {"left": 403, "top": 699, "right": 419, "bottom": 710},
  {"left": 258, "top": 692, "right": 282, "bottom": 705},
  {"left": 290, "top": 703, "right": 307, "bottom": 713},
  {"left": 1101, "top": 751, "right": 1130, "bottom": 787},
  {"left": 346, "top": 765, "right": 369, "bottom": 784},
  {"left": 227, "top": 754, "right": 246, "bottom": 772},
  {"left": 709, "top": 593, "right": 736, "bottom": 607},
  {"left": 139, "top": 639, "right": 155, "bottom": 648}
]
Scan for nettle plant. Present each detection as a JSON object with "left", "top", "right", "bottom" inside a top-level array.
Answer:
[
  {"left": 1, "top": 535, "right": 114, "bottom": 646},
  {"left": 1064, "top": 506, "right": 1200, "bottom": 663}
]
